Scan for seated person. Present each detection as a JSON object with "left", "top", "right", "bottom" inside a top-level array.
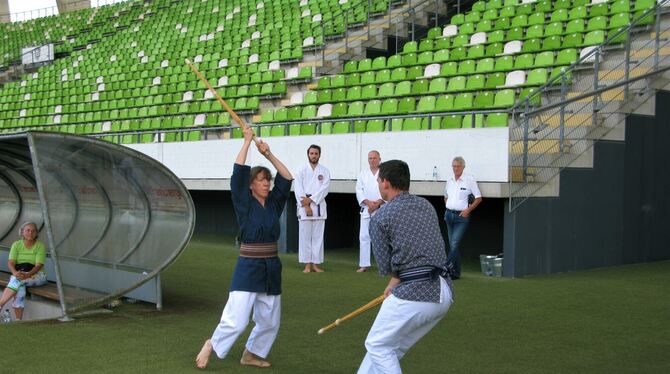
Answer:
[{"left": 0, "top": 222, "right": 47, "bottom": 321}]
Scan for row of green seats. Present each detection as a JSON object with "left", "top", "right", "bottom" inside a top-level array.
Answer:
[
  {"left": 344, "top": 47, "right": 577, "bottom": 76},
  {"left": 305, "top": 72, "right": 548, "bottom": 103},
  {"left": 342, "top": 41, "right": 598, "bottom": 78},
  {"left": 250, "top": 112, "right": 509, "bottom": 137},
  {"left": 260, "top": 89, "right": 519, "bottom": 123},
  {"left": 406, "top": 17, "right": 628, "bottom": 55}
]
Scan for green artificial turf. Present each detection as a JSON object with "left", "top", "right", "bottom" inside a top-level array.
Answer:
[{"left": 2, "top": 236, "right": 669, "bottom": 373}]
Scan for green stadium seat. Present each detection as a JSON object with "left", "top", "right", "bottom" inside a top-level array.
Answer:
[
  {"left": 397, "top": 97, "right": 416, "bottom": 113},
  {"left": 364, "top": 100, "right": 382, "bottom": 115},
  {"left": 378, "top": 82, "right": 395, "bottom": 97},
  {"left": 407, "top": 66, "right": 424, "bottom": 80},
  {"left": 466, "top": 74, "right": 486, "bottom": 91},
  {"left": 429, "top": 78, "right": 447, "bottom": 93},
  {"left": 494, "top": 17, "right": 511, "bottom": 31},
  {"left": 461, "top": 114, "right": 484, "bottom": 128},
  {"left": 563, "top": 33, "right": 584, "bottom": 48},
  {"left": 442, "top": 115, "right": 463, "bottom": 129},
  {"left": 402, "top": 117, "right": 424, "bottom": 131},
  {"left": 584, "top": 30, "right": 605, "bottom": 46},
  {"left": 403, "top": 41, "right": 418, "bottom": 54},
  {"left": 494, "top": 89, "right": 516, "bottom": 108},
  {"left": 486, "top": 113, "right": 509, "bottom": 127},
  {"left": 535, "top": 51, "right": 555, "bottom": 67},
  {"left": 458, "top": 60, "right": 476, "bottom": 75},
  {"left": 347, "top": 101, "right": 364, "bottom": 117},
  {"left": 366, "top": 119, "right": 385, "bottom": 132},
  {"left": 570, "top": 6, "right": 587, "bottom": 21},
  {"left": 347, "top": 86, "right": 362, "bottom": 101},
  {"left": 566, "top": 19, "right": 586, "bottom": 34},
  {"left": 522, "top": 38, "right": 541, "bottom": 53},
  {"left": 514, "top": 54, "right": 534, "bottom": 69},
  {"left": 476, "top": 58, "right": 495, "bottom": 73},
  {"left": 474, "top": 91, "right": 494, "bottom": 109},
  {"left": 526, "top": 25, "right": 544, "bottom": 39},
  {"left": 587, "top": 16, "right": 608, "bottom": 32},
  {"left": 436, "top": 94, "right": 455, "bottom": 111},
  {"left": 361, "top": 84, "right": 377, "bottom": 100},
  {"left": 395, "top": 81, "right": 412, "bottom": 96},
  {"left": 344, "top": 60, "right": 358, "bottom": 73},
  {"left": 381, "top": 98, "right": 398, "bottom": 114},
  {"left": 357, "top": 59, "right": 373, "bottom": 72},
  {"left": 447, "top": 76, "right": 467, "bottom": 92},
  {"left": 486, "top": 72, "right": 506, "bottom": 88},
  {"left": 454, "top": 93, "right": 474, "bottom": 110},
  {"left": 417, "top": 96, "right": 436, "bottom": 112}
]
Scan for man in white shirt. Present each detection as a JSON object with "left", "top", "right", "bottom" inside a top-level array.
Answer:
[
  {"left": 355, "top": 150, "right": 384, "bottom": 273},
  {"left": 294, "top": 145, "right": 331, "bottom": 273},
  {"left": 444, "top": 156, "right": 482, "bottom": 279}
]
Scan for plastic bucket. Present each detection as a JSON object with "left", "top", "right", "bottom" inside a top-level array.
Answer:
[{"left": 480, "top": 255, "right": 503, "bottom": 277}]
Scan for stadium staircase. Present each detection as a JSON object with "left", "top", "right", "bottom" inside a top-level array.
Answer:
[{"left": 509, "top": 1, "right": 670, "bottom": 210}]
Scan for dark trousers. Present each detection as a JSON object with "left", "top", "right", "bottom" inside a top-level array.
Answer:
[{"left": 444, "top": 209, "right": 470, "bottom": 278}]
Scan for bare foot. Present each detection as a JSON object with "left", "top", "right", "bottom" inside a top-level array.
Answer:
[
  {"left": 312, "top": 265, "right": 324, "bottom": 273},
  {"left": 195, "top": 339, "right": 213, "bottom": 369},
  {"left": 356, "top": 267, "right": 368, "bottom": 273},
  {"left": 303, "top": 265, "right": 311, "bottom": 273},
  {"left": 240, "top": 349, "right": 271, "bottom": 368}
]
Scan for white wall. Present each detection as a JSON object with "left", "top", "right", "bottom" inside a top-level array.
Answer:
[{"left": 128, "top": 128, "right": 509, "bottom": 183}]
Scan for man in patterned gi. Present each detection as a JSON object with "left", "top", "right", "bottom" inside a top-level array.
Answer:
[
  {"left": 294, "top": 144, "right": 330, "bottom": 273},
  {"left": 358, "top": 159, "right": 454, "bottom": 374}
]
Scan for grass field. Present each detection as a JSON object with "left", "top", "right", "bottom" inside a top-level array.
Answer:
[{"left": 3, "top": 236, "right": 669, "bottom": 373}]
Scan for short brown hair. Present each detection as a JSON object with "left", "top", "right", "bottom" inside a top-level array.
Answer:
[{"left": 250, "top": 166, "right": 272, "bottom": 183}]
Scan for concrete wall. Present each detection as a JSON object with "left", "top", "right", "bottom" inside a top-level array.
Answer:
[
  {"left": 504, "top": 91, "right": 670, "bottom": 277},
  {"left": 128, "top": 128, "right": 510, "bottom": 183}
]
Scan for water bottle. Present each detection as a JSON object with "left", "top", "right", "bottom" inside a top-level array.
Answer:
[
  {"left": 2, "top": 309, "right": 11, "bottom": 324},
  {"left": 432, "top": 166, "right": 438, "bottom": 180}
]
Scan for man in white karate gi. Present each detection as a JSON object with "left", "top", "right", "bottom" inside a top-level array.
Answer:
[
  {"left": 355, "top": 150, "right": 384, "bottom": 272},
  {"left": 294, "top": 144, "right": 330, "bottom": 273}
]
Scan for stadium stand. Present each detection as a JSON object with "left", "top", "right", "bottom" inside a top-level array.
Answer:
[{"left": 0, "top": 0, "right": 664, "bottom": 142}]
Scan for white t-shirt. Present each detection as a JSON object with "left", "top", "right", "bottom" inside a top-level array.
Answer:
[{"left": 444, "top": 173, "right": 481, "bottom": 211}]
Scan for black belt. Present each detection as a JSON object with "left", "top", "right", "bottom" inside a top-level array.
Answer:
[{"left": 447, "top": 208, "right": 462, "bottom": 215}]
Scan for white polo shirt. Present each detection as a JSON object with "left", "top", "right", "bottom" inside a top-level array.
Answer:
[{"left": 444, "top": 173, "right": 481, "bottom": 211}]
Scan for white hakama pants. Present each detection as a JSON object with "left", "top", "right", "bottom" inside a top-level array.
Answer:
[
  {"left": 359, "top": 216, "right": 371, "bottom": 267},
  {"left": 357, "top": 277, "right": 453, "bottom": 374},
  {"left": 298, "top": 219, "right": 325, "bottom": 264},
  {"left": 210, "top": 291, "right": 281, "bottom": 359}
]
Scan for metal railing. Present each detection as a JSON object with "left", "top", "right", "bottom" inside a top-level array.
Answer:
[
  {"left": 509, "top": 2, "right": 670, "bottom": 211},
  {"left": 86, "top": 107, "right": 509, "bottom": 143}
]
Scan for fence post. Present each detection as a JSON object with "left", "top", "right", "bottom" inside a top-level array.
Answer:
[
  {"left": 559, "top": 73, "right": 566, "bottom": 154},
  {"left": 367, "top": 0, "right": 371, "bottom": 39},
  {"left": 522, "top": 99, "right": 530, "bottom": 182},
  {"left": 345, "top": 9, "right": 349, "bottom": 52},
  {"left": 624, "top": 27, "right": 631, "bottom": 101},
  {"left": 321, "top": 23, "right": 326, "bottom": 67},
  {"left": 592, "top": 48, "right": 601, "bottom": 128},
  {"left": 655, "top": 5, "right": 661, "bottom": 70}
]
